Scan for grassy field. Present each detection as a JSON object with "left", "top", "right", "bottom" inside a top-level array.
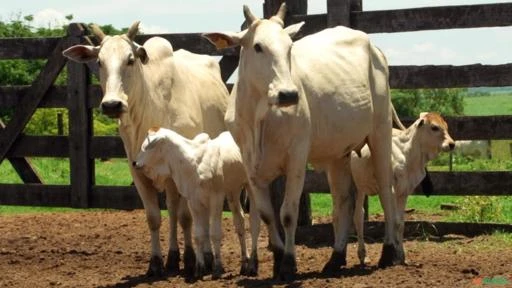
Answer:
[{"left": 1, "top": 93, "right": 511, "bottom": 224}]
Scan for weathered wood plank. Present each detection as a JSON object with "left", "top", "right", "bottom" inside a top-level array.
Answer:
[
  {"left": 0, "top": 38, "right": 62, "bottom": 60},
  {"left": 296, "top": 221, "right": 512, "bottom": 246},
  {"left": 289, "top": 3, "right": 512, "bottom": 34},
  {"left": 67, "top": 23, "right": 94, "bottom": 208},
  {"left": 304, "top": 170, "right": 512, "bottom": 196},
  {"left": 218, "top": 56, "right": 239, "bottom": 83},
  {"left": 90, "top": 185, "right": 144, "bottom": 210},
  {"left": 389, "top": 64, "right": 512, "bottom": 89},
  {"left": 90, "top": 136, "right": 126, "bottom": 158},
  {"left": 7, "top": 136, "right": 68, "bottom": 157},
  {"left": 0, "top": 119, "right": 42, "bottom": 183},
  {"left": 352, "top": 3, "right": 512, "bottom": 33},
  {"left": 0, "top": 38, "right": 68, "bottom": 164},
  {"left": 0, "top": 184, "right": 70, "bottom": 207},
  {"left": 327, "top": 0, "right": 350, "bottom": 27}
]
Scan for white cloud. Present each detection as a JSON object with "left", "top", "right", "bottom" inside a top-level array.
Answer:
[
  {"left": 139, "top": 23, "right": 169, "bottom": 34},
  {"left": 413, "top": 42, "right": 434, "bottom": 53},
  {"left": 32, "top": 8, "right": 69, "bottom": 28}
]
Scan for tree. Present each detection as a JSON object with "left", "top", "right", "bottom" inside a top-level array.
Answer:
[{"left": 392, "top": 88, "right": 465, "bottom": 118}]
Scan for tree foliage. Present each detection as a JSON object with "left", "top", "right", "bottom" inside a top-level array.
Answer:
[{"left": 391, "top": 88, "right": 466, "bottom": 118}]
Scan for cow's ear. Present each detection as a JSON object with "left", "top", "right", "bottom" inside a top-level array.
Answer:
[
  {"left": 418, "top": 119, "right": 424, "bottom": 127},
  {"left": 62, "top": 45, "right": 99, "bottom": 63},
  {"left": 135, "top": 45, "right": 149, "bottom": 64},
  {"left": 202, "top": 31, "right": 245, "bottom": 49},
  {"left": 284, "top": 21, "right": 305, "bottom": 39},
  {"left": 419, "top": 112, "right": 429, "bottom": 119}
]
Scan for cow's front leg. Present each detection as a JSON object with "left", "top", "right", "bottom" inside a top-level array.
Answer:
[
  {"left": 131, "top": 169, "right": 165, "bottom": 277},
  {"left": 322, "top": 156, "right": 353, "bottom": 275},
  {"left": 249, "top": 179, "right": 285, "bottom": 280},
  {"left": 247, "top": 186, "right": 261, "bottom": 276},
  {"left": 353, "top": 188, "right": 369, "bottom": 267},
  {"left": 277, "top": 162, "right": 307, "bottom": 281},
  {"left": 226, "top": 188, "right": 250, "bottom": 276},
  {"left": 210, "top": 193, "right": 225, "bottom": 279}
]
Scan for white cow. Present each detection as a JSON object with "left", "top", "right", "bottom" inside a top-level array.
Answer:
[
  {"left": 204, "top": 4, "right": 403, "bottom": 279},
  {"left": 134, "top": 128, "right": 260, "bottom": 279},
  {"left": 62, "top": 22, "right": 229, "bottom": 278},
  {"left": 351, "top": 112, "right": 455, "bottom": 266},
  {"left": 454, "top": 140, "right": 491, "bottom": 159}
]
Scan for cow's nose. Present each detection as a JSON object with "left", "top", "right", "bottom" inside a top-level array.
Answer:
[
  {"left": 131, "top": 161, "right": 137, "bottom": 167},
  {"left": 100, "top": 100, "right": 123, "bottom": 117},
  {"left": 277, "top": 90, "right": 299, "bottom": 106},
  {"left": 449, "top": 142, "right": 455, "bottom": 150}
]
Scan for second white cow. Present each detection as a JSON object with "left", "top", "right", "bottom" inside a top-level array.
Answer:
[
  {"left": 134, "top": 128, "right": 260, "bottom": 279},
  {"left": 351, "top": 112, "right": 455, "bottom": 265}
]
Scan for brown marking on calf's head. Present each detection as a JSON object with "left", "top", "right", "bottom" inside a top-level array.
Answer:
[
  {"left": 148, "top": 126, "right": 161, "bottom": 134},
  {"left": 417, "top": 112, "right": 455, "bottom": 155}
]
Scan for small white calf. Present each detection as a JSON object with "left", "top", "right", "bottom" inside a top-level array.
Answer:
[
  {"left": 351, "top": 112, "right": 455, "bottom": 265},
  {"left": 455, "top": 140, "right": 491, "bottom": 159},
  {"left": 134, "top": 128, "right": 260, "bottom": 279}
]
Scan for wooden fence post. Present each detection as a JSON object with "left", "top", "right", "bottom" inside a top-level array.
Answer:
[{"left": 67, "top": 23, "right": 94, "bottom": 208}]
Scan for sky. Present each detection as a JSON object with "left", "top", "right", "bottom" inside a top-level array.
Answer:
[{"left": 0, "top": 0, "right": 511, "bottom": 66}]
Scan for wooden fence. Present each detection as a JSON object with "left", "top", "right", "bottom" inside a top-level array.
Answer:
[{"left": 0, "top": 0, "right": 511, "bottom": 232}]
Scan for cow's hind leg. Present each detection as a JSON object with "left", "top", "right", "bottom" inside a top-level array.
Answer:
[
  {"left": 226, "top": 188, "right": 250, "bottom": 276},
  {"left": 210, "top": 193, "right": 225, "bottom": 279},
  {"left": 322, "top": 156, "right": 353, "bottom": 275},
  {"left": 178, "top": 198, "right": 195, "bottom": 280},
  {"left": 164, "top": 181, "right": 180, "bottom": 276},
  {"left": 368, "top": 130, "right": 405, "bottom": 268},
  {"left": 188, "top": 201, "right": 209, "bottom": 281},
  {"left": 354, "top": 189, "right": 369, "bottom": 266}
]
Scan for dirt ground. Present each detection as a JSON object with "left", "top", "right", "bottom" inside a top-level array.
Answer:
[{"left": 1, "top": 210, "right": 511, "bottom": 288}]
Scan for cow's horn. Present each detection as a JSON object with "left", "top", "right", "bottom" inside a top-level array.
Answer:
[
  {"left": 275, "top": 2, "right": 287, "bottom": 22},
  {"left": 127, "top": 21, "right": 141, "bottom": 41},
  {"left": 90, "top": 24, "right": 106, "bottom": 42},
  {"left": 243, "top": 5, "right": 257, "bottom": 25}
]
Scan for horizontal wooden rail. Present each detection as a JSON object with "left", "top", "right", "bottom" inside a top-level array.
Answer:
[
  {"left": 304, "top": 171, "right": 512, "bottom": 196},
  {"left": 291, "top": 3, "right": 512, "bottom": 35},
  {"left": 389, "top": 64, "right": 512, "bottom": 89}
]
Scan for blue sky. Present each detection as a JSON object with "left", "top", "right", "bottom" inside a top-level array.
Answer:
[{"left": 1, "top": 0, "right": 511, "bottom": 66}]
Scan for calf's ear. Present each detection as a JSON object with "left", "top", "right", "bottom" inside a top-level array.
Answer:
[
  {"left": 62, "top": 45, "right": 99, "bottom": 63},
  {"left": 135, "top": 45, "right": 149, "bottom": 64},
  {"left": 202, "top": 31, "right": 246, "bottom": 49}
]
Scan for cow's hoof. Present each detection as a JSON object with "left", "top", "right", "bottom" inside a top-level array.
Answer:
[
  {"left": 278, "top": 253, "right": 297, "bottom": 281},
  {"left": 165, "top": 249, "right": 180, "bottom": 276},
  {"left": 212, "top": 263, "right": 225, "bottom": 280},
  {"left": 272, "top": 247, "right": 285, "bottom": 279},
  {"left": 194, "top": 262, "right": 206, "bottom": 281},
  {"left": 378, "top": 243, "right": 405, "bottom": 268},
  {"left": 146, "top": 255, "right": 165, "bottom": 278},
  {"left": 204, "top": 252, "right": 213, "bottom": 274},
  {"left": 321, "top": 249, "right": 347, "bottom": 275},
  {"left": 244, "top": 255, "right": 259, "bottom": 276},
  {"left": 183, "top": 246, "right": 196, "bottom": 280}
]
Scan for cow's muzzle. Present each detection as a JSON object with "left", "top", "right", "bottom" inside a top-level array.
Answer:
[
  {"left": 277, "top": 90, "right": 299, "bottom": 107},
  {"left": 100, "top": 100, "right": 124, "bottom": 118}
]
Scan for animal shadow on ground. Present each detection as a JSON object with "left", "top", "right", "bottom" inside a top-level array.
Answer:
[
  {"left": 236, "top": 265, "right": 378, "bottom": 288},
  {"left": 96, "top": 273, "right": 173, "bottom": 288}
]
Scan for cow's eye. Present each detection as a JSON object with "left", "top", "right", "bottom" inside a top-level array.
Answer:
[
  {"left": 431, "top": 126, "right": 440, "bottom": 132},
  {"left": 254, "top": 43, "right": 263, "bottom": 53},
  {"left": 127, "top": 55, "right": 135, "bottom": 66}
]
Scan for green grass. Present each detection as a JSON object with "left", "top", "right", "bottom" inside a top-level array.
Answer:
[{"left": 463, "top": 93, "right": 512, "bottom": 116}]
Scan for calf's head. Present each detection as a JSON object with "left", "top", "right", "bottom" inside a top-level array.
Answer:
[
  {"left": 133, "top": 127, "right": 171, "bottom": 189},
  {"left": 415, "top": 112, "right": 455, "bottom": 158},
  {"left": 203, "top": 4, "right": 304, "bottom": 107},
  {"left": 62, "top": 21, "right": 149, "bottom": 118}
]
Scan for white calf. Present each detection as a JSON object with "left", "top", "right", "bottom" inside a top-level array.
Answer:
[
  {"left": 134, "top": 128, "right": 260, "bottom": 279},
  {"left": 351, "top": 112, "right": 455, "bottom": 265}
]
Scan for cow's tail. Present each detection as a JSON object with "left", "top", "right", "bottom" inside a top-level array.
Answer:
[{"left": 391, "top": 103, "right": 406, "bottom": 130}]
